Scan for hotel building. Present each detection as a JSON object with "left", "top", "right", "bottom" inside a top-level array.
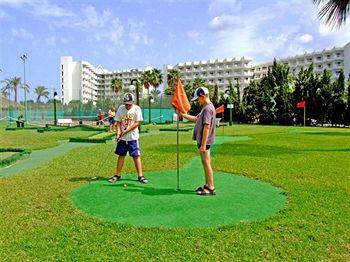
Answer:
[{"left": 61, "top": 42, "right": 349, "bottom": 104}]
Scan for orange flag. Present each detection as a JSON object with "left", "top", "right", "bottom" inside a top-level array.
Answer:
[
  {"left": 215, "top": 104, "right": 225, "bottom": 114},
  {"left": 171, "top": 79, "right": 191, "bottom": 114},
  {"left": 297, "top": 101, "right": 306, "bottom": 108}
]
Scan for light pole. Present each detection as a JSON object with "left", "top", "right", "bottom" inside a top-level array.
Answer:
[
  {"left": 223, "top": 89, "right": 233, "bottom": 126},
  {"left": 130, "top": 79, "right": 141, "bottom": 131},
  {"left": 130, "top": 79, "right": 140, "bottom": 106},
  {"left": 20, "top": 53, "right": 28, "bottom": 122},
  {"left": 53, "top": 90, "right": 59, "bottom": 126}
]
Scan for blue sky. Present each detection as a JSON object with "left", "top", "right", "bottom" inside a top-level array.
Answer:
[{"left": 0, "top": 0, "right": 349, "bottom": 101}]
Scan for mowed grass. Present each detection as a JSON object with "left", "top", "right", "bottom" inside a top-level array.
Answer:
[
  {"left": 0, "top": 124, "right": 349, "bottom": 260},
  {"left": 0, "top": 122, "right": 99, "bottom": 150}
]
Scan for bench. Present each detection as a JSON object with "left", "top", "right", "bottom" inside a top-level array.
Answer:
[{"left": 57, "top": 118, "right": 73, "bottom": 126}]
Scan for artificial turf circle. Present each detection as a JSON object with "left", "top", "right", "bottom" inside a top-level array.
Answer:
[{"left": 71, "top": 136, "right": 287, "bottom": 229}]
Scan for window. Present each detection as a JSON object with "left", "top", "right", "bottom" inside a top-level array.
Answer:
[{"left": 61, "top": 65, "right": 63, "bottom": 69}]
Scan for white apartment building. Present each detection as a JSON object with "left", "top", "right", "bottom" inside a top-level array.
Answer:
[
  {"left": 61, "top": 42, "right": 349, "bottom": 104},
  {"left": 253, "top": 42, "right": 350, "bottom": 80},
  {"left": 61, "top": 56, "right": 150, "bottom": 105}
]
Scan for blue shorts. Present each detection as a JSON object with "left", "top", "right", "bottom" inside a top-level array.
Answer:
[
  {"left": 197, "top": 144, "right": 211, "bottom": 150},
  {"left": 115, "top": 140, "right": 141, "bottom": 157},
  {"left": 108, "top": 117, "right": 115, "bottom": 124}
]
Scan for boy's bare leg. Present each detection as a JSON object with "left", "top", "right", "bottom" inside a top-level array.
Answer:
[
  {"left": 116, "top": 155, "right": 125, "bottom": 175},
  {"left": 200, "top": 154, "right": 209, "bottom": 186},
  {"left": 133, "top": 156, "right": 143, "bottom": 177},
  {"left": 200, "top": 149, "right": 214, "bottom": 189}
]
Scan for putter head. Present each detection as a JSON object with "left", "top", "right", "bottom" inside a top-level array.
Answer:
[{"left": 89, "top": 176, "right": 99, "bottom": 183}]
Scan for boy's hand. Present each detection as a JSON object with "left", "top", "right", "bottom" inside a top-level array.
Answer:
[
  {"left": 115, "top": 134, "right": 121, "bottom": 142},
  {"left": 198, "top": 145, "right": 206, "bottom": 153}
]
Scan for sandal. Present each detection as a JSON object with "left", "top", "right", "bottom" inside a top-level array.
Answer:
[
  {"left": 108, "top": 174, "right": 121, "bottom": 183},
  {"left": 138, "top": 176, "right": 148, "bottom": 184},
  {"left": 197, "top": 187, "right": 216, "bottom": 196},
  {"left": 195, "top": 184, "right": 209, "bottom": 192}
]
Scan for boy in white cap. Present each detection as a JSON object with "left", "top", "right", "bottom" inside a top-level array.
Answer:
[
  {"left": 180, "top": 87, "right": 216, "bottom": 195},
  {"left": 108, "top": 93, "right": 148, "bottom": 184}
]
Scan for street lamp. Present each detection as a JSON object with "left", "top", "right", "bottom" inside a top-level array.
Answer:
[
  {"left": 223, "top": 89, "right": 233, "bottom": 126},
  {"left": 130, "top": 79, "right": 141, "bottom": 131},
  {"left": 130, "top": 79, "right": 140, "bottom": 106},
  {"left": 20, "top": 53, "right": 28, "bottom": 122},
  {"left": 53, "top": 90, "right": 59, "bottom": 126}
]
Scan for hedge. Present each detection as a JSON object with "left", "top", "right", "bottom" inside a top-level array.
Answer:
[{"left": 0, "top": 148, "right": 32, "bottom": 167}]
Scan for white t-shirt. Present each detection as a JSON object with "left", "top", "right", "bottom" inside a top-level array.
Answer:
[{"left": 116, "top": 104, "right": 143, "bottom": 141}]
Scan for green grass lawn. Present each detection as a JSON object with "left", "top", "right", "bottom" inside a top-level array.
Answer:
[
  {"left": 0, "top": 124, "right": 349, "bottom": 260},
  {"left": 0, "top": 124, "right": 99, "bottom": 150},
  {"left": 0, "top": 151, "right": 17, "bottom": 159}
]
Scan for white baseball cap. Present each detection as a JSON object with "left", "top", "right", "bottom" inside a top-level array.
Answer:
[{"left": 191, "top": 87, "right": 209, "bottom": 101}]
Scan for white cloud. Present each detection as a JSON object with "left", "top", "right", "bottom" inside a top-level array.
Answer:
[
  {"left": 33, "top": 0, "right": 74, "bottom": 17},
  {"left": 11, "top": 27, "right": 34, "bottom": 39},
  {"left": 45, "top": 36, "right": 69, "bottom": 46},
  {"left": 0, "top": 0, "right": 36, "bottom": 6},
  {"left": 208, "top": 0, "right": 241, "bottom": 14},
  {"left": 186, "top": 30, "right": 204, "bottom": 45},
  {"left": 128, "top": 20, "right": 153, "bottom": 46},
  {"left": 208, "top": 14, "right": 240, "bottom": 31},
  {"left": 298, "top": 34, "right": 313, "bottom": 43},
  {"left": 207, "top": 3, "right": 314, "bottom": 62},
  {"left": 0, "top": 9, "right": 7, "bottom": 18}
]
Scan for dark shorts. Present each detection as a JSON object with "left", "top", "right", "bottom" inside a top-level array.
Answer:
[
  {"left": 197, "top": 144, "right": 211, "bottom": 150},
  {"left": 108, "top": 117, "right": 115, "bottom": 124},
  {"left": 115, "top": 140, "right": 141, "bottom": 157}
]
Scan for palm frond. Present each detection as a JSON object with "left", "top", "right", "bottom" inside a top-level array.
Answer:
[{"left": 313, "top": 0, "right": 350, "bottom": 28}]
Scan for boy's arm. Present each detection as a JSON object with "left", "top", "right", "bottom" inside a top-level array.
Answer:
[
  {"left": 181, "top": 113, "right": 197, "bottom": 122},
  {"left": 120, "top": 121, "right": 140, "bottom": 136},
  {"left": 199, "top": 124, "right": 210, "bottom": 152}
]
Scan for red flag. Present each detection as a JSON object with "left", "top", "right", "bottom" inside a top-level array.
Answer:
[
  {"left": 297, "top": 101, "right": 306, "bottom": 108},
  {"left": 171, "top": 79, "right": 191, "bottom": 114},
  {"left": 215, "top": 104, "right": 225, "bottom": 114}
]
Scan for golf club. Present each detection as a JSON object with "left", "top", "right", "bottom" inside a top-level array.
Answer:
[{"left": 89, "top": 143, "right": 116, "bottom": 184}]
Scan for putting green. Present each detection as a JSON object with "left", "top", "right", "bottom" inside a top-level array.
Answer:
[{"left": 72, "top": 136, "right": 287, "bottom": 228}]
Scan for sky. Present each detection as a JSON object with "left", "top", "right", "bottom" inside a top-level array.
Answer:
[{"left": 0, "top": 0, "right": 349, "bottom": 101}]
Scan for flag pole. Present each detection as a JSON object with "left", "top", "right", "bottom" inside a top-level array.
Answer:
[
  {"left": 176, "top": 112, "right": 180, "bottom": 191},
  {"left": 222, "top": 112, "right": 224, "bottom": 140},
  {"left": 303, "top": 106, "right": 306, "bottom": 127}
]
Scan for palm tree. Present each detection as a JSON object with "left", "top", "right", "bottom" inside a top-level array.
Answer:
[
  {"left": 166, "top": 69, "right": 182, "bottom": 95},
  {"left": 140, "top": 70, "right": 153, "bottom": 89},
  {"left": 313, "top": 0, "right": 350, "bottom": 28},
  {"left": 2, "top": 77, "right": 21, "bottom": 103},
  {"left": 111, "top": 78, "right": 122, "bottom": 99},
  {"left": 1, "top": 81, "right": 11, "bottom": 110},
  {"left": 34, "top": 86, "right": 49, "bottom": 103},
  {"left": 141, "top": 70, "right": 153, "bottom": 123}
]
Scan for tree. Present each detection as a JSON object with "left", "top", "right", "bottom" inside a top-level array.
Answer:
[
  {"left": 165, "top": 68, "right": 181, "bottom": 95},
  {"left": 345, "top": 76, "right": 350, "bottom": 126},
  {"left": 141, "top": 70, "right": 157, "bottom": 123},
  {"left": 313, "top": 0, "right": 350, "bottom": 28},
  {"left": 211, "top": 84, "right": 219, "bottom": 107},
  {"left": 316, "top": 69, "right": 334, "bottom": 125},
  {"left": 256, "top": 67, "right": 277, "bottom": 124},
  {"left": 34, "top": 86, "right": 49, "bottom": 103},
  {"left": 1, "top": 77, "right": 21, "bottom": 103},
  {"left": 242, "top": 81, "right": 259, "bottom": 123},
  {"left": 331, "top": 70, "right": 346, "bottom": 125},
  {"left": 111, "top": 78, "right": 122, "bottom": 99},
  {"left": 293, "top": 64, "right": 315, "bottom": 124}
]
